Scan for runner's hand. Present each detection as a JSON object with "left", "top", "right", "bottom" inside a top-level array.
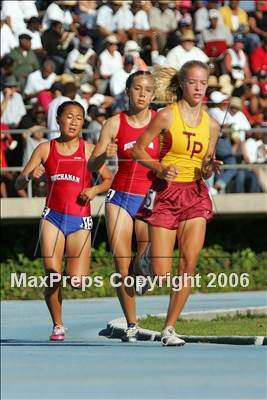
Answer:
[
  {"left": 161, "top": 164, "right": 178, "bottom": 182},
  {"left": 201, "top": 157, "right": 223, "bottom": 179},
  {"left": 106, "top": 138, "right": 117, "bottom": 158},
  {"left": 79, "top": 187, "right": 99, "bottom": 202}
]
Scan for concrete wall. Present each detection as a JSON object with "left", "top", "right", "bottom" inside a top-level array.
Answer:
[{"left": 1, "top": 194, "right": 267, "bottom": 221}]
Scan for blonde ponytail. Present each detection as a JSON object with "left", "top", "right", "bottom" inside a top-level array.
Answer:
[
  {"left": 152, "top": 66, "right": 179, "bottom": 104},
  {"left": 152, "top": 61, "right": 210, "bottom": 104}
]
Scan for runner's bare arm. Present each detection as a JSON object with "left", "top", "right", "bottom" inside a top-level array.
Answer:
[
  {"left": 15, "top": 142, "right": 50, "bottom": 190},
  {"left": 87, "top": 114, "right": 119, "bottom": 172},
  {"left": 81, "top": 144, "right": 113, "bottom": 201},
  {"left": 202, "top": 117, "right": 222, "bottom": 179},
  {"left": 132, "top": 107, "right": 172, "bottom": 174}
]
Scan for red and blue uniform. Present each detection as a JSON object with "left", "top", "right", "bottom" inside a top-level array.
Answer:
[
  {"left": 42, "top": 139, "right": 93, "bottom": 235},
  {"left": 106, "top": 110, "right": 159, "bottom": 217}
]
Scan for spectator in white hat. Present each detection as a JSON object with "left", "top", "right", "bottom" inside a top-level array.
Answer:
[
  {"left": 98, "top": 35, "right": 123, "bottom": 93},
  {"left": 166, "top": 30, "right": 209, "bottom": 70},
  {"left": 208, "top": 91, "right": 233, "bottom": 127},
  {"left": 199, "top": 9, "right": 233, "bottom": 57}
]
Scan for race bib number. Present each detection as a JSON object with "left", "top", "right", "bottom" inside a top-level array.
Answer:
[
  {"left": 81, "top": 216, "right": 93, "bottom": 230},
  {"left": 144, "top": 189, "right": 156, "bottom": 210},
  {"left": 106, "top": 189, "right": 116, "bottom": 202},
  {"left": 42, "top": 206, "right": 50, "bottom": 218}
]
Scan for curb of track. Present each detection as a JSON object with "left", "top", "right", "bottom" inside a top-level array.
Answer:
[{"left": 99, "top": 306, "right": 267, "bottom": 346}]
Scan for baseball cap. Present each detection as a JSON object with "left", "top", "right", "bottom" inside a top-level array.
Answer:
[
  {"left": 106, "top": 35, "right": 119, "bottom": 45},
  {"left": 18, "top": 30, "right": 32, "bottom": 40},
  {"left": 233, "top": 32, "right": 245, "bottom": 43},
  {"left": 124, "top": 40, "right": 141, "bottom": 54},
  {"left": 210, "top": 91, "right": 228, "bottom": 104},
  {"left": 3, "top": 75, "right": 19, "bottom": 88},
  {"left": 208, "top": 9, "right": 220, "bottom": 19}
]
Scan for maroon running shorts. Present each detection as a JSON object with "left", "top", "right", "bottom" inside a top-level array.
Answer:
[{"left": 136, "top": 178, "right": 213, "bottom": 230}]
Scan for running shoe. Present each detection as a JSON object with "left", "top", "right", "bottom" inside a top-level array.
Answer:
[
  {"left": 135, "top": 274, "right": 150, "bottom": 296},
  {"left": 49, "top": 325, "right": 65, "bottom": 341},
  {"left": 121, "top": 324, "right": 139, "bottom": 342},
  {"left": 161, "top": 326, "right": 185, "bottom": 346}
]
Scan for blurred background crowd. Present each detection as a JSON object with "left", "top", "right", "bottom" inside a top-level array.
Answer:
[{"left": 0, "top": 0, "right": 266, "bottom": 198}]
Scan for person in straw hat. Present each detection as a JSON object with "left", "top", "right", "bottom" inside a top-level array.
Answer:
[{"left": 166, "top": 30, "right": 209, "bottom": 70}]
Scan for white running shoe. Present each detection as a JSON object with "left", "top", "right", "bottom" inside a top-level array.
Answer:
[
  {"left": 161, "top": 326, "right": 185, "bottom": 346},
  {"left": 121, "top": 324, "right": 139, "bottom": 342},
  {"left": 49, "top": 325, "right": 65, "bottom": 341}
]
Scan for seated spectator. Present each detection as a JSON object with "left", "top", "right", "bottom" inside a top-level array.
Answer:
[
  {"left": 42, "top": 0, "right": 78, "bottom": 32},
  {"left": 109, "top": 55, "right": 135, "bottom": 112},
  {"left": 1, "top": 0, "right": 27, "bottom": 35},
  {"left": 166, "top": 30, "right": 209, "bottom": 70},
  {"left": 220, "top": 0, "right": 248, "bottom": 33},
  {"left": 75, "top": 0, "right": 98, "bottom": 39},
  {"left": 0, "top": 56, "right": 15, "bottom": 89},
  {"left": 26, "top": 17, "right": 46, "bottom": 63},
  {"left": 23, "top": 59, "right": 57, "bottom": 110},
  {"left": 215, "top": 131, "right": 239, "bottom": 194},
  {"left": 194, "top": 0, "right": 223, "bottom": 34},
  {"left": 84, "top": 106, "right": 107, "bottom": 145},
  {"left": 96, "top": 1, "right": 130, "bottom": 52},
  {"left": 65, "top": 36, "right": 97, "bottom": 82},
  {"left": 0, "top": 16, "right": 18, "bottom": 59},
  {"left": 41, "top": 20, "right": 74, "bottom": 74},
  {"left": 248, "top": 0, "right": 267, "bottom": 43},
  {"left": 148, "top": 0, "right": 177, "bottom": 54},
  {"left": 174, "top": 0, "right": 192, "bottom": 29},
  {"left": 18, "top": 103, "right": 47, "bottom": 131},
  {"left": 128, "top": 0, "right": 151, "bottom": 43},
  {"left": 0, "top": 75, "right": 26, "bottom": 129},
  {"left": 250, "top": 37, "right": 267, "bottom": 75},
  {"left": 124, "top": 40, "right": 148, "bottom": 71},
  {"left": 20, "top": 125, "right": 48, "bottom": 197},
  {"left": 230, "top": 127, "right": 261, "bottom": 193},
  {"left": 109, "top": 55, "right": 135, "bottom": 97},
  {"left": 47, "top": 81, "right": 78, "bottom": 139},
  {"left": 0, "top": 125, "right": 18, "bottom": 198},
  {"left": 223, "top": 32, "right": 251, "bottom": 87},
  {"left": 98, "top": 35, "right": 123, "bottom": 93},
  {"left": 246, "top": 123, "right": 267, "bottom": 192},
  {"left": 242, "top": 82, "right": 264, "bottom": 125},
  {"left": 208, "top": 91, "right": 233, "bottom": 126},
  {"left": 199, "top": 9, "right": 232, "bottom": 59},
  {"left": 229, "top": 97, "right": 251, "bottom": 142},
  {"left": 9, "top": 31, "right": 40, "bottom": 92}
]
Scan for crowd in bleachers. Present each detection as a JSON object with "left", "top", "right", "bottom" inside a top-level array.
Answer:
[{"left": 1, "top": 0, "right": 266, "bottom": 197}]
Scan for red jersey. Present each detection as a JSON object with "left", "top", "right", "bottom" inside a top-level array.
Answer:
[
  {"left": 111, "top": 110, "right": 159, "bottom": 195},
  {"left": 44, "top": 139, "right": 92, "bottom": 216}
]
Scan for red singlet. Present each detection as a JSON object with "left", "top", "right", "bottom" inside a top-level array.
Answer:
[
  {"left": 111, "top": 110, "right": 159, "bottom": 195},
  {"left": 44, "top": 139, "right": 91, "bottom": 216}
]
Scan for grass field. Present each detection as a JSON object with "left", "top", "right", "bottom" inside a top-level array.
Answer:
[{"left": 139, "top": 313, "right": 267, "bottom": 336}]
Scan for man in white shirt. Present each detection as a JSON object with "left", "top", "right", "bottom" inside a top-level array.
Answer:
[
  {"left": 166, "top": 31, "right": 209, "bottom": 70},
  {"left": 1, "top": 0, "right": 26, "bottom": 35},
  {"left": 229, "top": 97, "right": 251, "bottom": 142},
  {"left": 208, "top": 91, "right": 233, "bottom": 127},
  {"left": 0, "top": 17, "right": 18, "bottom": 58},
  {"left": 99, "top": 35, "right": 123, "bottom": 79},
  {"left": 0, "top": 75, "right": 26, "bottom": 128},
  {"left": 24, "top": 60, "right": 57, "bottom": 103},
  {"left": 109, "top": 55, "right": 135, "bottom": 96}
]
